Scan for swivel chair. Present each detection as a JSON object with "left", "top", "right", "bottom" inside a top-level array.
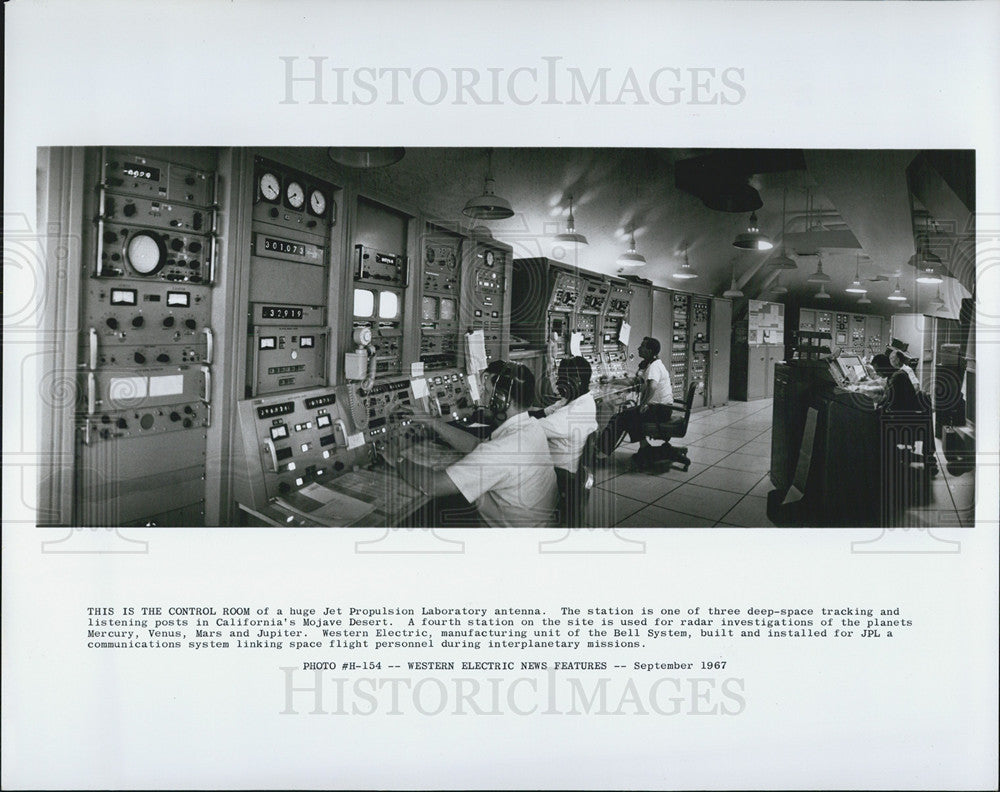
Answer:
[
  {"left": 632, "top": 381, "right": 699, "bottom": 472},
  {"left": 555, "top": 430, "right": 598, "bottom": 528}
]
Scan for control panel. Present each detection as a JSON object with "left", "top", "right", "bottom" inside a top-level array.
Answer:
[
  {"left": 578, "top": 277, "right": 610, "bottom": 314},
  {"left": 690, "top": 296, "right": 710, "bottom": 407},
  {"left": 235, "top": 386, "right": 363, "bottom": 507},
  {"left": 463, "top": 242, "right": 510, "bottom": 364},
  {"left": 248, "top": 157, "right": 335, "bottom": 395},
  {"left": 599, "top": 281, "right": 632, "bottom": 382},
  {"left": 75, "top": 148, "right": 220, "bottom": 526},
  {"left": 549, "top": 271, "right": 580, "bottom": 312},
  {"left": 420, "top": 233, "right": 462, "bottom": 370},
  {"left": 670, "top": 292, "right": 690, "bottom": 401}
]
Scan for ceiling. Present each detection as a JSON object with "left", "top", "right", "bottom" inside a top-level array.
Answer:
[{"left": 290, "top": 146, "right": 974, "bottom": 317}]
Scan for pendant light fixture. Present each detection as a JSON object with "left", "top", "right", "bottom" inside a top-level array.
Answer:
[
  {"left": 769, "top": 185, "right": 797, "bottom": 269},
  {"left": 553, "top": 194, "right": 588, "bottom": 248},
  {"left": 328, "top": 147, "right": 405, "bottom": 169},
  {"left": 732, "top": 210, "right": 773, "bottom": 250},
  {"left": 617, "top": 224, "right": 646, "bottom": 267},
  {"left": 771, "top": 273, "right": 788, "bottom": 295},
  {"left": 887, "top": 278, "right": 907, "bottom": 301},
  {"left": 845, "top": 253, "right": 868, "bottom": 294},
  {"left": 672, "top": 246, "right": 698, "bottom": 280},
  {"left": 914, "top": 246, "right": 944, "bottom": 284},
  {"left": 807, "top": 254, "right": 831, "bottom": 283},
  {"left": 722, "top": 259, "right": 744, "bottom": 298},
  {"left": 463, "top": 149, "right": 515, "bottom": 220},
  {"left": 857, "top": 294, "right": 872, "bottom": 305},
  {"left": 815, "top": 285, "right": 831, "bottom": 300}
]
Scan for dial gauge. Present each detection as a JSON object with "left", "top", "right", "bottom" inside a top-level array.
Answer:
[
  {"left": 308, "top": 189, "right": 327, "bottom": 217},
  {"left": 259, "top": 172, "right": 280, "bottom": 202},
  {"left": 126, "top": 232, "right": 166, "bottom": 275},
  {"left": 485, "top": 250, "right": 495, "bottom": 266},
  {"left": 285, "top": 180, "right": 305, "bottom": 209}
]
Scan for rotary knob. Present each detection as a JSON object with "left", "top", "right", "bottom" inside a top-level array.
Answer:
[
  {"left": 133, "top": 352, "right": 146, "bottom": 364},
  {"left": 131, "top": 315, "right": 144, "bottom": 328},
  {"left": 185, "top": 319, "right": 196, "bottom": 330},
  {"left": 162, "top": 316, "right": 175, "bottom": 328},
  {"left": 106, "top": 317, "right": 119, "bottom": 330}
]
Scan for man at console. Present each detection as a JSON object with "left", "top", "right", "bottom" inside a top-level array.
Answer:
[
  {"left": 385, "top": 363, "right": 559, "bottom": 527},
  {"left": 534, "top": 356, "right": 599, "bottom": 475}
]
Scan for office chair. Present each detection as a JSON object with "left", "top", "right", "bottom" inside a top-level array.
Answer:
[
  {"left": 632, "top": 381, "right": 699, "bottom": 472},
  {"left": 555, "top": 430, "right": 598, "bottom": 528}
]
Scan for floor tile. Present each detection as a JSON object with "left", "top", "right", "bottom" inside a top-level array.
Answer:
[
  {"left": 689, "top": 434, "right": 749, "bottom": 452},
  {"left": 719, "top": 495, "right": 775, "bottom": 527},
  {"left": 615, "top": 504, "right": 715, "bottom": 528},
  {"left": 596, "top": 472, "right": 683, "bottom": 504},
  {"left": 715, "top": 451, "right": 771, "bottom": 475},
  {"left": 689, "top": 467, "right": 767, "bottom": 495},
  {"left": 708, "top": 428, "right": 761, "bottom": 441},
  {"left": 749, "top": 475, "right": 777, "bottom": 498},
  {"left": 657, "top": 460, "right": 711, "bottom": 483},
  {"left": 653, "top": 483, "right": 743, "bottom": 521},
  {"left": 683, "top": 446, "right": 731, "bottom": 466},
  {"left": 585, "top": 492, "right": 645, "bottom": 527}
]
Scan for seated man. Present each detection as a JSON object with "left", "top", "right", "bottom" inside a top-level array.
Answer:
[
  {"left": 602, "top": 336, "right": 674, "bottom": 458},
  {"left": 534, "top": 356, "right": 599, "bottom": 474},
  {"left": 386, "top": 363, "right": 559, "bottom": 527}
]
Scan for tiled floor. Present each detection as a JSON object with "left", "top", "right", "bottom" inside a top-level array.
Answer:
[{"left": 587, "top": 398, "right": 973, "bottom": 528}]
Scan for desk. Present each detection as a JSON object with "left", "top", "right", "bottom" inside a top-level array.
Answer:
[
  {"left": 236, "top": 438, "right": 460, "bottom": 528},
  {"left": 771, "top": 363, "right": 932, "bottom": 527}
]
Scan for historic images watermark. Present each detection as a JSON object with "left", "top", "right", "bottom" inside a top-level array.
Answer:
[
  {"left": 279, "top": 666, "right": 746, "bottom": 717},
  {"left": 279, "top": 56, "right": 746, "bottom": 107}
]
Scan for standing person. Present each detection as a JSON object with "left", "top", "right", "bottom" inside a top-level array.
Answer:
[
  {"left": 535, "top": 356, "right": 599, "bottom": 474},
  {"left": 602, "top": 337, "right": 673, "bottom": 458},
  {"left": 386, "top": 363, "right": 558, "bottom": 527}
]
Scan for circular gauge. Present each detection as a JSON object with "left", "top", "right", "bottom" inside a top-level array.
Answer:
[
  {"left": 259, "top": 172, "right": 280, "bottom": 202},
  {"left": 308, "top": 188, "right": 327, "bottom": 217},
  {"left": 125, "top": 232, "right": 166, "bottom": 275},
  {"left": 485, "top": 250, "right": 495, "bottom": 266},
  {"left": 285, "top": 180, "right": 305, "bottom": 209}
]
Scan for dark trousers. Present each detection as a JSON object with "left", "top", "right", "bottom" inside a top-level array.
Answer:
[{"left": 604, "top": 403, "right": 673, "bottom": 450}]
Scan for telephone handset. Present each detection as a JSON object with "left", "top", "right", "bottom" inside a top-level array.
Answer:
[{"left": 348, "top": 384, "right": 369, "bottom": 432}]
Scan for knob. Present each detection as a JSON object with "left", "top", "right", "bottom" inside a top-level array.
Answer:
[
  {"left": 307, "top": 220, "right": 317, "bottom": 229},
  {"left": 106, "top": 317, "right": 119, "bottom": 330},
  {"left": 103, "top": 230, "right": 118, "bottom": 244},
  {"left": 183, "top": 405, "right": 194, "bottom": 414},
  {"left": 162, "top": 316, "right": 175, "bottom": 328},
  {"left": 171, "top": 238, "right": 184, "bottom": 252},
  {"left": 270, "top": 208, "right": 279, "bottom": 218},
  {"left": 123, "top": 203, "right": 137, "bottom": 218},
  {"left": 187, "top": 241, "right": 202, "bottom": 254},
  {"left": 188, "top": 260, "right": 200, "bottom": 270},
  {"left": 101, "top": 414, "right": 111, "bottom": 424},
  {"left": 133, "top": 352, "right": 146, "bottom": 364},
  {"left": 185, "top": 176, "right": 196, "bottom": 186},
  {"left": 192, "top": 212, "right": 203, "bottom": 230},
  {"left": 156, "top": 353, "right": 170, "bottom": 363},
  {"left": 132, "top": 315, "right": 144, "bottom": 328},
  {"left": 116, "top": 418, "right": 128, "bottom": 429},
  {"left": 184, "top": 319, "right": 196, "bottom": 330},
  {"left": 182, "top": 418, "right": 192, "bottom": 428},
  {"left": 170, "top": 411, "right": 181, "bottom": 422},
  {"left": 278, "top": 481, "right": 291, "bottom": 495}
]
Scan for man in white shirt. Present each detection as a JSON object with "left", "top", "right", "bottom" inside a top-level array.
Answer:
[
  {"left": 535, "top": 356, "right": 599, "bottom": 473},
  {"left": 387, "top": 363, "right": 558, "bottom": 527},
  {"left": 602, "top": 336, "right": 674, "bottom": 457}
]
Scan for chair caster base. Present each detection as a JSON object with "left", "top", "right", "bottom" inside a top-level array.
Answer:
[{"left": 631, "top": 445, "right": 691, "bottom": 473}]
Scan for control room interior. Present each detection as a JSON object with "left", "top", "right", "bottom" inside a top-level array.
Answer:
[{"left": 35, "top": 147, "right": 977, "bottom": 529}]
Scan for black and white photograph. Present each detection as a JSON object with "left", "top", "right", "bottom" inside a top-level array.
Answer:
[
  {"left": 34, "top": 146, "right": 977, "bottom": 530},
  {"left": 4, "top": 1, "right": 998, "bottom": 790}
]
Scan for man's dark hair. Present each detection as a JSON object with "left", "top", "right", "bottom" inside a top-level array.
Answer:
[
  {"left": 556, "top": 356, "right": 592, "bottom": 400},
  {"left": 642, "top": 336, "right": 661, "bottom": 356},
  {"left": 508, "top": 363, "right": 536, "bottom": 407},
  {"left": 870, "top": 353, "right": 894, "bottom": 378}
]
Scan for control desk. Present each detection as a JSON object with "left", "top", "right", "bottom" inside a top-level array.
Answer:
[{"left": 234, "top": 368, "right": 480, "bottom": 527}]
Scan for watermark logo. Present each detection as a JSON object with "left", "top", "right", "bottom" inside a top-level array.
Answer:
[{"left": 279, "top": 56, "right": 746, "bottom": 107}]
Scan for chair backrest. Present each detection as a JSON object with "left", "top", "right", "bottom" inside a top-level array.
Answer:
[{"left": 670, "top": 381, "right": 699, "bottom": 437}]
